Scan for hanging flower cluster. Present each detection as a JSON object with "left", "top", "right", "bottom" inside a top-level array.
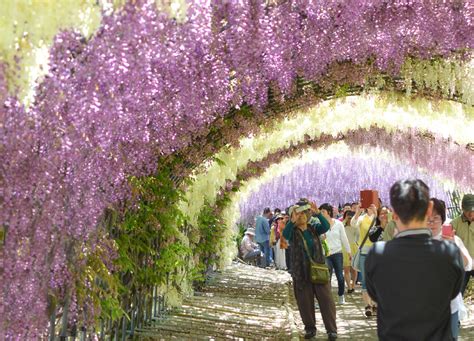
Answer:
[
  {"left": 223, "top": 126, "right": 473, "bottom": 197},
  {"left": 183, "top": 94, "right": 473, "bottom": 224},
  {"left": 236, "top": 151, "right": 451, "bottom": 226},
  {"left": 2, "top": 1, "right": 473, "bottom": 338}
]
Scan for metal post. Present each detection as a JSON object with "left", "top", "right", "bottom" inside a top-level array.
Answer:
[
  {"left": 48, "top": 308, "right": 56, "bottom": 341},
  {"left": 114, "top": 322, "right": 119, "bottom": 341},
  {"left": 121, "top": 316, "right": 127, "bottom": 341},
  {"left": 153, "top": 286, "right": 157, "bottom": 318},
  {"left": 99, "top": 320, "right": 104, "bottom": 341},
  {"left": 59, "top": 296, "right": 70, "bottom": 341}
]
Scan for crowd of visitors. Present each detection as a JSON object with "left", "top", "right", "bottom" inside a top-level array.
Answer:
[{"left": 239, "top": 180, "right": 473, "bottom": 340}]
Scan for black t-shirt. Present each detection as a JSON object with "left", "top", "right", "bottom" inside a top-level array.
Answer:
[{"left": 366, "top": 230, "right": 464, "bottom": 341}]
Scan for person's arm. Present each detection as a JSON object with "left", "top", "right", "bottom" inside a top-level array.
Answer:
[
  {"left": 454, "top": 236, "right": 473, "bottom": 271},
  {"left": 255, "top": 217, "right": 262, "bottom": 236},
  {"left": 283, "top": 220, "right": 295, "bottom": 242},
  {"left": 340, "top": 223, "right": 351, "bottom": 254},
  {"left": 351, "top": 205, "right": 362, "bottom": 228},
  {"left": 311, "top": 213, "right": 330, "bottom": 235},
  {"left": 264, "top": 219, "right": 271, "bottom": 235},
  {"left": 451, "top": 246, "right": 465, "bottom": 300},
  {"left": 369, "top": 226, "right": 383, "bottom": 243}
]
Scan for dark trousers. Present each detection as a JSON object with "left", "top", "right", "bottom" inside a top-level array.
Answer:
[
  {"left": 326, "top": 252, "right": 345, "bottom": 296},
  {"left": 293, "top": 280, "right": 337, "bottom": 334},
  {"left": 462, "top": 270, "right": 474, "bottom": 295},
  {"left": 285, "top": 247, "right": 292, "bottom": 272}
]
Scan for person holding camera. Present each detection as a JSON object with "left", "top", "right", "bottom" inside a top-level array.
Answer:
[
  {"left": 429, "top": 197, "right": 471, "bottom": 340},
  {"left": 283, "top": 199, "right": 337, "bottom": 340}
]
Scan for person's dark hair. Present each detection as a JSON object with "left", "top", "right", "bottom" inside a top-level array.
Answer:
[
  {"left": 430, "top": 197, "right": 446, "bottom": 223},
  {"left": 343, "top": 202, "right": 351, "bottom": 208},
  {"left": 263, "top": 207, "right": 271, "bottom": 214},
  {"left": 351, "top": 202, "right": 358, "bottom": 207},
  {"left": 274, "top": 208, "right": 281, "bottom": 214},
  {"left": 389, "top": 179, "right": 430, "bottom": 224},
  {"left": 343, "top": 210, "right": 355, "bottom": 220},
  {"left": 319, "top": 203, "right": 334, "bottom": 218}
]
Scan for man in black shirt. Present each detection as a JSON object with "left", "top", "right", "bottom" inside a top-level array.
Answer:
[{"left": 366, "top": 179, "right": 464, "bottom": 341}]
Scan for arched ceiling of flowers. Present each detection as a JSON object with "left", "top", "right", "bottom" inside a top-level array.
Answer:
[
  {"left": 223, "top": 141, "right": 456, "bottom": 227},
  {"left": 182, "top": 94, "right": 473, "bottom": 225},
  {"left": 2, "top": 1, "right": 474, "bottom": 338}
]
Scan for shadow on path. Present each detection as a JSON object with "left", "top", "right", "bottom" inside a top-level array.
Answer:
[{"left": 136, "top": 262, "right": 474, "bottom": 340}]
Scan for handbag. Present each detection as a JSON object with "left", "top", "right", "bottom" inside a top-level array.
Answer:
[
  {"left": 299, "top": 230, "right": 330, "bottom": 284},
  {"left": 351, "top": 215, "right": 377, "bottom": 271}
]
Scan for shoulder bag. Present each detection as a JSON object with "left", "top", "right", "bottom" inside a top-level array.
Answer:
[{"left": 299, "top": 229, "right": 330, "bottom": 285}]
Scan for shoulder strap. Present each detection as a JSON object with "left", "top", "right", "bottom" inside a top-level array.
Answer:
[
  {"left": 358, "top": 215, "right": 377, "bottom": 250},
  {"left": 297, "top": 229, "right": 316, "bottom": 265}
]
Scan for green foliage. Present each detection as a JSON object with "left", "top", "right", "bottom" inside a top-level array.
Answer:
[
  {"left": 75, "top": 230, "right": 125, "bottom": 324},
  {"left": 192, "top": 200, "right": 227, "bottom": 284},
  {"left": 116, "top": 167, "right": 190, "bottom": 292},
  {"left": 73, "top": 163, "right": 235, "bottom": 328},
  {"left": 335, "top": 83, "right": 351, "bottom": 98},
  {"left": 234, "top": 222, "right": 247, "bottom": 250}
]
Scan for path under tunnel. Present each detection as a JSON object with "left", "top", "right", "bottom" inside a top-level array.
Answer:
[{"left": 136, "top": 262, "right": 474, "bottom": 340}]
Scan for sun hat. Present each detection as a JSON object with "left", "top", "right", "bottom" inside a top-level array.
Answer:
[{"left": 245, "top": 228, "right": 256, "bottom": 236}]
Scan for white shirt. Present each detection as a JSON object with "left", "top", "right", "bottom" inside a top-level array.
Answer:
[
  {"left": 240, "top": 235, "right": 258, "bottom": 258},
  {"left": 325, "top": 219, "right": 351, "bottom": 255},
  {"left": 434, "top": 233, "right": 472, "bottom": 315}
]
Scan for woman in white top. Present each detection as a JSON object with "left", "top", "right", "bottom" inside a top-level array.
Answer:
[
  {"left": 428, "top": 198, "right": 472, "bottom": 341},
  {"left": 320, "top": 203, "right": 351, "bottom": 304}
]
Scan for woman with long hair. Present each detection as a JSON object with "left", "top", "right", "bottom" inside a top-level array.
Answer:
[{"left": 342, "top": 210, "right": 358, "bottom": 294}]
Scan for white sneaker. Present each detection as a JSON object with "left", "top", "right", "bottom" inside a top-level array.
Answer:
[{"left": 338, "top": 295, "right": 345, "bottom": 305}]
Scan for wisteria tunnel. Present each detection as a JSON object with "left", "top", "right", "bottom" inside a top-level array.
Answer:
[{"left": 1, "top": 1, "right": 473, "bottom": 340}]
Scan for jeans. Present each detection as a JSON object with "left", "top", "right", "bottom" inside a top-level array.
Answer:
[
  {"left": 451, "top": 311, "right": 459, "bottom": 340},
  {"left": 258, "top": 240, "right": 272, "bottom": 267},
  {"left": 359, "top": 253, "right": 368, "bottom": 290},
  {"left": 326, "top": 252, "right": 345, "bottom": 296}
]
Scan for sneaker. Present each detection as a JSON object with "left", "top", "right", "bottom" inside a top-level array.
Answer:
[
  {"left": 304, "top": 329, "right": 316, "bottom": 339},
  {"left": 338, "top": 295, "right": 345, "bottom": 305},
  {"left": 328, "top": 332, "right": 338, "bottom": 340},
  {"left": 365, "top": 305, "right": 372, "bottom": 317},
  {"left": 347, "top": 288, "right": 355, "bottom": 294}
]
